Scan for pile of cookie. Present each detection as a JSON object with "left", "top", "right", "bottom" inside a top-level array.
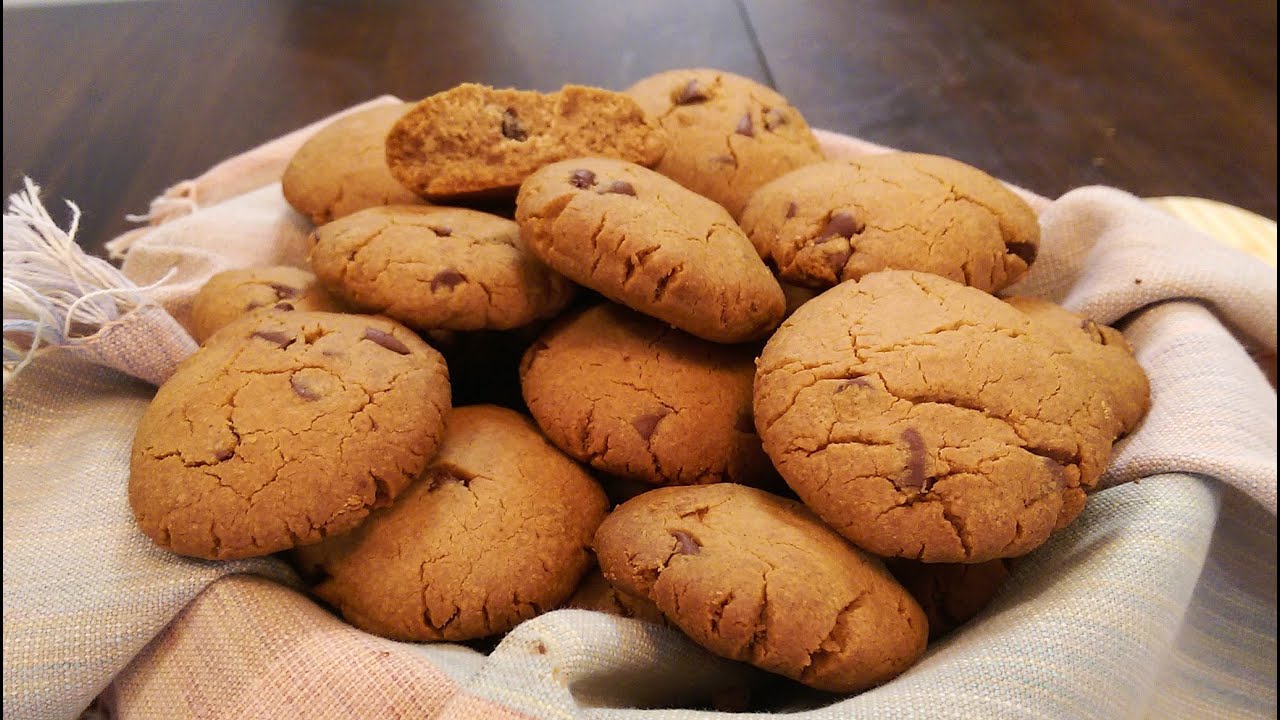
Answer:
[{"left": 129, "top": 69, "right": 1149, "bottom": 697}]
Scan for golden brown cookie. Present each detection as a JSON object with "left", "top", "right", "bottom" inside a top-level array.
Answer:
[
  {"left": 1005, "top": 296, "right": 1150, "bottom": 436},
  {"left": 754, "top": 271, "right": 1117, "bottom": 563},
  {"left": 129, "top": 311, "right": 451, "bottom": 560},
  {"left": 566, "top": 567, "right": 669, "bottom": 626},
  {"left": 308, "top": 205, "right": 575, "bottom": 332},
  {"left": 282, "top": 103, "right": 427, "bottom": 224},
  {"left": 626, "top": 68, "right": 824, "bottom": 218},
  {"left": 739, "top": 154, "right": 1040, "bottom": 293},
  {"left": 292, "top": 405, "right": 609, "bottom": 642},
  {"left": 515, "top": 158, "right": 785, "bottom": 343},
  {"left": 386, "top": 83, "right": 665, "bottom": 199},
  {"left": 520, "top": 303, "right": 774, "bottom": 487},
  {"left": 886, "top": 559, "right": 1010, "bottom": 640},
  {"left": 188, "top": 266, "right": 342, "bottom": 344},
  {"left": 594, "top": 483, "right": 928, "bottom": 693}
]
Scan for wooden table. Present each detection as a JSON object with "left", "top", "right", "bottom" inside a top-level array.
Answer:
[{"left": 3, "top": 0, "right": 1275, "bottom": 258}]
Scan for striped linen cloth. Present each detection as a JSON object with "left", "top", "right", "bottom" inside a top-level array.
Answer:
[{"left": 3, "top": 102, "right": 1275, "bottom": 720}]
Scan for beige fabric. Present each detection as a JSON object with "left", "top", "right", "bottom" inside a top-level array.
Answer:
[{"left": 2, "top": 103, "right": 1275, "bottom": 720}]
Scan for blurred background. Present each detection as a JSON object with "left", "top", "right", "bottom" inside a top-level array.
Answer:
[{"left": 3, "top": 0, "right": 1276, "bottom": 257}]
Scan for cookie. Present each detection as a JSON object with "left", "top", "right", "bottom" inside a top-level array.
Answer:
[
  {"left": 754, "top": 270, "right": 1116, "bottom": 563},
  {"left": 739, "top": 154, "right": 1040, "bottom": 292},
  {"left": 626, "top": 69, "right": 824, "bottom": 218},
  {"left": 308, "top": 205, "right": 575, "bottom": 332},
  {"left": 1005, "top": 296, "right": 1150, "bottom": 436},
  {"left": 129, "top": 311, "right": 451, "bottom": 560},
  {"left": 386, "top": 83, "right": 665, "bottom": 199},
  {"left": 188, "top": 266, "right": 342, "bottom": 344},
  {"left": 566, "top": 567, "right": 669, "bottom": 626},
  {"left": 886, "top": 559, "right": 1010, "bottom": 640},
  {"left": 593, "top": 483, "right": 928, "bottom": 693},
  {"left": 520, "top": 303, "right": 774, "bottom": 486},
  {"left": 282, "top": 103, "right": 427, "bottom": 224},
  {"left": 515, "top": 158, "right": 785, "bottom": 343},
  {"left": 292, "top": 405, "right": 609, "bottom": 641}
]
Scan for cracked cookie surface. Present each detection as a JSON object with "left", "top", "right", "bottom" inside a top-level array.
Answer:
[
  {"left": 626, "top": 68, "right": 824, "bottom": 219},
  {"left": 386, "top": 83, "right": 665, "bottom": 199},
  {"left": 129, "top": 311, "right": 451, "bottom": 560},
  {"left": 593, "top": 483, "right": 928, "bottom": 693},
  {"left": 754, "top": 271, "right": 1116, "bottom": 563},
  {"left": 292, "top": 405, "right": 609, "bottom": 642},
  {"left": 1006, "top": 296, "right": 1150, "bottom": 436},
  {"left": 516, "top": 158, "right": 785, "bottom": 343},
  {"left": 309, "top": 205, "right": 575, "bottom": 331},
  {"left": 739, "top": 154, "right": 1040, "bottom": 293},
  {"left": 520, "top": 303, "right": 775, "bottom": 487},
  {"left": 189, "top": 266, "right": 342, "bottom": 344},
  {"left": 282, "top": 103, "right": 427, "bottom": 224}
]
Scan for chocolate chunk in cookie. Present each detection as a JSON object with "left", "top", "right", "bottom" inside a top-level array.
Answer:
[
  {"left": 129, "top": 312, "right": 451, "bottom": 560},
  {"left": 516, "top": 158, "right": 784, "bottom": 343},
  {"left": 189, "top": 266, "right": 343, "bottom": 344},
  {"left": 292, "top": 405, "right": 608, "bottom": 641}
]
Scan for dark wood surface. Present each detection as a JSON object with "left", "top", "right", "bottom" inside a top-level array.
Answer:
[{"left": 3, "top": 0, "right": 1275, "bottom": 258}]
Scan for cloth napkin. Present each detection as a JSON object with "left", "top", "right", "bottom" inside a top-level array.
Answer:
[{"left": 2, "top": 99, "right": 1275, "bottom": 720}]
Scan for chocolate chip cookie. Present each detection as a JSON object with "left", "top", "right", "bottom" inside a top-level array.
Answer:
[
  {"left": 739, "top": 154, "right": 1040, "bottom": 292},
  {"left": 386, "top": 83, "right": 665, "bottom": 199},
  {"left": 308, "top": 205, "right": 575, "bottom": 331},
  {"left": 626, "top": 68, "right": 824, "bottom": 218},
  {"left": 754, "top": 271, "right": 1116, "bottom": 563},
  {"left": 1006, "top": 296, "right": 1150, "bottom": 436},
  {"left": 566, "top": 567, "right": 669, "bottom": 626},
  {"left": 593, "top": 483, "right": 928, "bottom": 693},
  {"left": 515, "top": 158, "right": 785, "bottom": 343},
  {"left": 282, "top": 103, "right": 427, "bottom": 224},
  {"left": 520, "top": 303, "right": 774, "bottom": 486},
  {"left": 129, "top": 311, "right": 451, "bottom": 560},
  {"left": 189, "top": 266, "right": 342, "bottom": 344},
  {"left": 292, "top": 405, "right": 609, "bottom": 641}
]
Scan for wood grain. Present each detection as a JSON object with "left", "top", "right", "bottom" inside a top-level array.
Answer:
[{"left": 3, "top": 0, "right": 1275, "bottom": 259}]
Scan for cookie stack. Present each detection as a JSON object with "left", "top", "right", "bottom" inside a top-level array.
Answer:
[{"left": 128, "top": 68, "right": 1150, "bottom": 699}]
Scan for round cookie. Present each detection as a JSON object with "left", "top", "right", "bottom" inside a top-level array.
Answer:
[
  {"left": 593, "top": 483, "right": 928, "bottom": 693},
  {"left": 886, "top": 559, "right": 1010, "bottom": 640},
  {"left": 520, "top": 303, "right": 775, "bottom": 487},
  {"left": 188, "top": 266, "right": 342, "bottom": 344},
  {"left": 515, "top": 158, "right": 785, "bottom": 343},
  {"left": 309, "top": 205, "right": 575, "bottom": 332},
  {"left": 739, "top": 154, "right": 1040, "bottom": 293},
  {"left": 754, "top": 271, "right": 1117, "bottom": 563},
  {"left": 566, "top": 567, "right": 669, "bottom": 626},
  {"left": 282, "top": 103, "right": 427, "bottom": 224},
  {"left": 129, "top": 311, "right": 451, "bottom": 560},
  {"left": 386, "top": 83, "right": 666, "bottom": 199},
  {"left": 292, "top": 405, "right": 609, "bottom": 642},
  {"left": 626, "top": 68, "right": 824, "bottom": 218},
  {"left": 1005, "top": 296, "right": 1150, "bottom": 436}
]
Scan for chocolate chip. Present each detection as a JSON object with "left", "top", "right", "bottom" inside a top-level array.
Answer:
[
  {"left": 898, "top": 428, "right": 930, "bottom": 491},
  {"left": 821, "top": 211, "right": 863, "bottom": 239},
  {"left": 835, "top": 377, "right": 870, "bottom": 393},
  {"left": 670, "top": 530, "right": 701, "bottom": 555},
  {"left": 763, "top": 108, "right": 788, "bottom": 131},
  {"left": 734, "top": 410, "right": 755, "bottom": 434},
  {"left": 601, "top": 180, "right": 636, "bottom": 196},
  {"left": 673, "top": 79, "right": 709, "bottom": 105},
  {"left": 501, "top": 108, "right": 528, "bottom": 141},
  {"left": 431, "top": 226, "right": 452, "bottom": 237},
  {"left": 785, "top": 201, "right": 797, "bottom": 219},
  {"left": 214, "top": 447, "right": 235, "bottom": 462},
  {"left": 290, "top": 375, "right": 321, "bottom": 401},
  {"left": 252, "top": 330, "right": 292, "bottom": 347},
  {"left": 430, "top": 269, "right": 467, "bottom": 292},
  {"left": 363, "top": 328, "right": 411, "bottom": 355},
  {"left": 569, "top": 169, "right": 597, "bottom": 189},
  {"left": 1043, "top": 457, "right": 1069, "bottom": 489},
  {"left": 712, "top": 154, "right": 736, "bottom": 166},
  {"left": 631, "top": 409, "right": 671, "bottom": 443},
  {"left": 1006, "top": 241, "right": 1038, "bottom": 266},
  {"left": 273, "top": 302, "right": 295, "bottom": 311},
  {"left": 268, "top": 283, "right": 301, "bottom": 300},
  {"left": 735, "top": 113, "right": 754, "bottom": 137},
  {"left": 825, "top": 244, "right": 852, "bottom": 279}
]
